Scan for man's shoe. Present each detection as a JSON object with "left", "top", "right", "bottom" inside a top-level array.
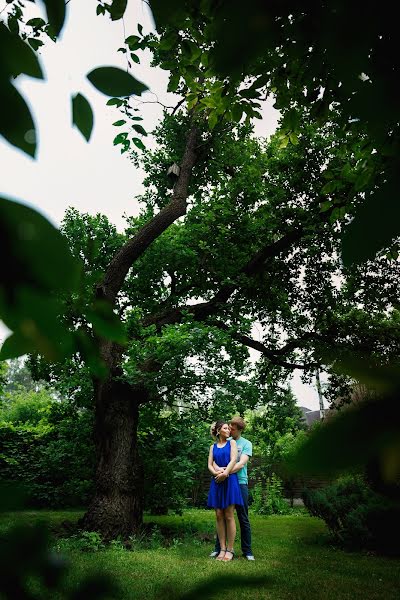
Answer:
[
  {"left": 209, "top": 551, "right": 219, "bottom": 558},
  {"left": 244, "top": 554, "right": 255, "bottom": 561}
]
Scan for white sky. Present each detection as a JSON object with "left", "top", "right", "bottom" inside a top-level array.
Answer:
[{"left": 0, "top": 0, "right": 323, "bottom": 410}]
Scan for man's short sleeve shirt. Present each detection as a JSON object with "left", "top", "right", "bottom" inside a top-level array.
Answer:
[{"left": 236, "top": 436, "right": 252, "bottom": 484}]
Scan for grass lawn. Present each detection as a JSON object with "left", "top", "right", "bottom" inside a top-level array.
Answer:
[{"left": 1, "top": 509, "right": 399, "bottom": 599}]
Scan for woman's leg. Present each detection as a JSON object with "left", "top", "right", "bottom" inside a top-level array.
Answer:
[
  {"left": 223, "top": 504, "right": 236, "bottom": 559},
  {"left": 215, "top": 509, "right": 226, "bottom": 559}
]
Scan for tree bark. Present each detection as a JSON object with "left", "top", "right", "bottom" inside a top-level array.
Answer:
[{"left": 81, "top": 366, "right": 147, "bottom": 539}]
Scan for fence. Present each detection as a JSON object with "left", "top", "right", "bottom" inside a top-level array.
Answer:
[{"left": 190, "top": 455, "right": 333, "bottom": 507}]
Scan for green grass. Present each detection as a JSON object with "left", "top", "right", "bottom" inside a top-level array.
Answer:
[{"left": 2, "top": 509, "right": 399, "bottom": 599}]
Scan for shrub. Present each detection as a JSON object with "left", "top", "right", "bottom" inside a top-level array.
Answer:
[
  {"left": 0, "top": 402, "right": 95, "bottom": 508},
  {"left": 302, "top": 475, "right": 400, "bottom": 555},
  {"left": 251, "top": 474, "right": 290, "bottom": 515}
]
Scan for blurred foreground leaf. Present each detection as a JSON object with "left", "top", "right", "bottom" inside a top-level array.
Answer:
[
  {"left": 109, "top": 0, "right": 128, "bottom": 21},
  {"left": 72, "top": 93, "right": 94, "bottom": 142},
  {"left": 1, "top": 82, "right": 37, "bottom": 157},
  {"left": 342, "top": 170, "right": 400, "bottom": 266},
  {"left": 87, "top": 67, "right": 148, "bottom": 97},
  {"left": 42, "top": 0, "right": 67, "bottom": 38},
  {"left": 84, "top": 300, "right": 127, "bottom": 345},
  {"left": 0, "top": 22, "right": 43, "bottom": 80},
  {"left": 289, "top": 391, "right": 400, "bottom": 476},
  {"left": 0, "top": 196, "right": 80, "bottom": 360}
]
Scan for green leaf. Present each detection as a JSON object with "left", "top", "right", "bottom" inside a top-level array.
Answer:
[
  {"left": 0, "top": 195, "right": 80, "bottom": 294},
  {"left": 27, "top": 38, "right": 44, "bottom": 51},
  {"left": 231, "top": 103, "right": 243, "bottom": 123},
  {"left": 132, "top": 124, "right": 147, "bottom": 136},
  {"left": 72, "top": 93, "right": 94, "bottom": 142},
  {"left": 113, "top": 132, "right": 128, "bottom": 145},
  {"left": 208, "top": 111, "right": 218, "bottom": 130},
  {"left": 319, "top": 201, "right": 332, "bottom": 213},
  {"left": 0, "top": 332, "right": 35, "bottom": 361},
  {"left": 289, "top": 132, "right": 299, "bottom": 145},
  {"left": 132, "top": 137, "right": 146, "bottom": 151},
  {"left": 87, "top": 66, "right": 148, "bottom": 97},
  {"left": 342, "top": 173, "right": 400, "bottom": 266},
  {"left": 130, "top": 53, "right": 140, "bottom": 64},
  {"left": 96, "top": 4, "right": 106, "bottom": 16},
  {"left": 106, "top": 97, "right": 124, "bottom": 107},
  {"left": 278, "top": 135, "right": 289, "bottom": 149},
  {"left": 288, "top": 389, "right": 400, "bottom": 480},
  {"left": 109, "top": 0, "right": 127, "bottom": 21},
  {"left": 112, "top": 119, "right": 126, "bottom": 126},
  {"left": 0, "top": 82, "right": 37, "bottom": 157},
  {"left": 43, "top": 0, "right": 66, "bottom": 37},
  {"left": 283, "top": 108, "right": 300, "bottom": 132},
  {"left": 0, "top": 22, "right": 43, "bottom": 80},
  {"left": 138, "top": 23, "right": 143, "bottom": 35},
  {"left": 125, "top": 35, "right": 140, "bottom": 46},
  {"left": 321, "top": 180, "right": 338, "bottom": 194},
  {"left": 85, "top": 301, "right": 127, "bottom": 344},
  {"left": 0, "top": 196, "right": 83, "bottom": 361},
  {"left": 26, "top": 18, "right": 47, "bottom": 29},
  {"left": 149, "top": 0, "right": 185, "bottom": 30}
]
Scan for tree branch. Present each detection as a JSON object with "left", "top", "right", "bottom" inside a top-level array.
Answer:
[
  {"left": 144, "top": 226, "right": 304, "bottom": 329},
  {"left": 98, "top": 126, "right": 199, "bottom": 304},
  {"left": 228, "top": 331, "right": 318, "bottom": 370}
]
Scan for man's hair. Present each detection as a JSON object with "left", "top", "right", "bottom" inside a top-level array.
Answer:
[{"left": 229, "top": 416, "right": 246, "bottom": 431}]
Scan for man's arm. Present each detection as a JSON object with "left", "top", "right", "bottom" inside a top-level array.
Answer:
[
  {"left": 213, "top": 460, "right": 224, "bottom": 473},
  {"left": 230, "top": 453, "right": 249, "bottom": 475}
]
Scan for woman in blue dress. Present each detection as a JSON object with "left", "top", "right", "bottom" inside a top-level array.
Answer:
[{"left": 207, "top": 420, "right": 243, "bottom": 561}]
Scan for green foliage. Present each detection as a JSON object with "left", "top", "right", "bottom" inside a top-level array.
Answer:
[
  {"left": 139, "top": 406, "right": 210, "bottom": 514},
  {"left": 302, "top": 475, "right": 400, "bottom": 555},
  {"left": 0, "top": 387, "right": 53, "bottom": 426},
  {"left": 87, "top": 66, "right": 148, "bottom": 97},
  {"left": 72, "top": 93, "right": 94, "bottom": 142},
  {"left": 0, "top": 21, "right": 43, "bottom": 156},
  {"left": 251, "top": 475, "right": 289, "bottom": 516},
  {"left": 289, "top": 381, "right": 400, "bottom": 500},
  {"left": 149, "top": 1, "right": 399, "bottom": 264},
  {"left": 246, "top": 387, "right": 305, "bottom": 475},
  {"left": 0, "top": 400, "right": 95, "bottom": 508},
  {"left": 0, "top": 196, "right": 80, "bottom": 361}
]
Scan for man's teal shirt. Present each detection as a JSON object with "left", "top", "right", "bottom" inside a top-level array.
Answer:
[{"left": 233, "top": 436, "right": 252, "bottom": 484}]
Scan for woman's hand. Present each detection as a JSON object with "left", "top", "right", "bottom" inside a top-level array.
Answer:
[{"left": 215, "top": 468, "right": 228, "bottom": 483}]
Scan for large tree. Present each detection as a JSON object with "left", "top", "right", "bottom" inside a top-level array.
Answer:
[
  {"left": 2, "top": 2, "right": 399, "bottom": 537},
  {"left": 40, "top": 108, "right": 396, "bottom": 538}
]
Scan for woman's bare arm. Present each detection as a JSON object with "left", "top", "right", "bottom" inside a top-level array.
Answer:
[
  {"left": 208, "top": 444, "right": 219, "bottom": 476},
  {"left": 224, "top": 439, "right": 238, "bottom": 475}
]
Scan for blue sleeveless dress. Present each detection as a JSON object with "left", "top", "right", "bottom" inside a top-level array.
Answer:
[{"left": 207, "top": 441, "right": 244, "bottom": 509}]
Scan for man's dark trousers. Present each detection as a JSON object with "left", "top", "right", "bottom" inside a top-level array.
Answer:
[{"left": 214, "top": 484, "right": 252, "bottom": 556}]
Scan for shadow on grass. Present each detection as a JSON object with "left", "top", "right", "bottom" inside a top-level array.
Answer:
[{"left": 165, "top": 575, "right": 271, "bottom": 600}]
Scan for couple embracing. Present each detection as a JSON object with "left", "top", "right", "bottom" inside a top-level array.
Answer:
[{"left": 207, "top": 416, "right": 255, "bottom": 562}]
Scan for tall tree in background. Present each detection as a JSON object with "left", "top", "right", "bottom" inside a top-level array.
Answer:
[
  {"left": 46, "top": 109, "right": 398, "bottom": 538},
  {"left": 1, "top": 2, "right": 399, "bottom": 537}
]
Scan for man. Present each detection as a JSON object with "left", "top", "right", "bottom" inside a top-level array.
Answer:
[{"left": 210, "top": 416, "right": 255, "bottom": 560}]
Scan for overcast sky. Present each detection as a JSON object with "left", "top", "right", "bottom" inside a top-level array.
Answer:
[{"left": 0, "top": 0, "right": 323, "bottom": 411}]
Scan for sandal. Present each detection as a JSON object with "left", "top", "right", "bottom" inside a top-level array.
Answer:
[
  {"left": 222, "top": 549, "right": 235, "bottom": 562},
  {"left": 215, "top": 549, "right": 226, "bottom": 561}
]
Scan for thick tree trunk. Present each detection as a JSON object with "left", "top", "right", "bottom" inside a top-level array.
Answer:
[
  {"left": 81, "top": 373, "right": 146, "bottom": 539},
  {"left": 81, "top": 125, "right": 200, "bottom": 539}
]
